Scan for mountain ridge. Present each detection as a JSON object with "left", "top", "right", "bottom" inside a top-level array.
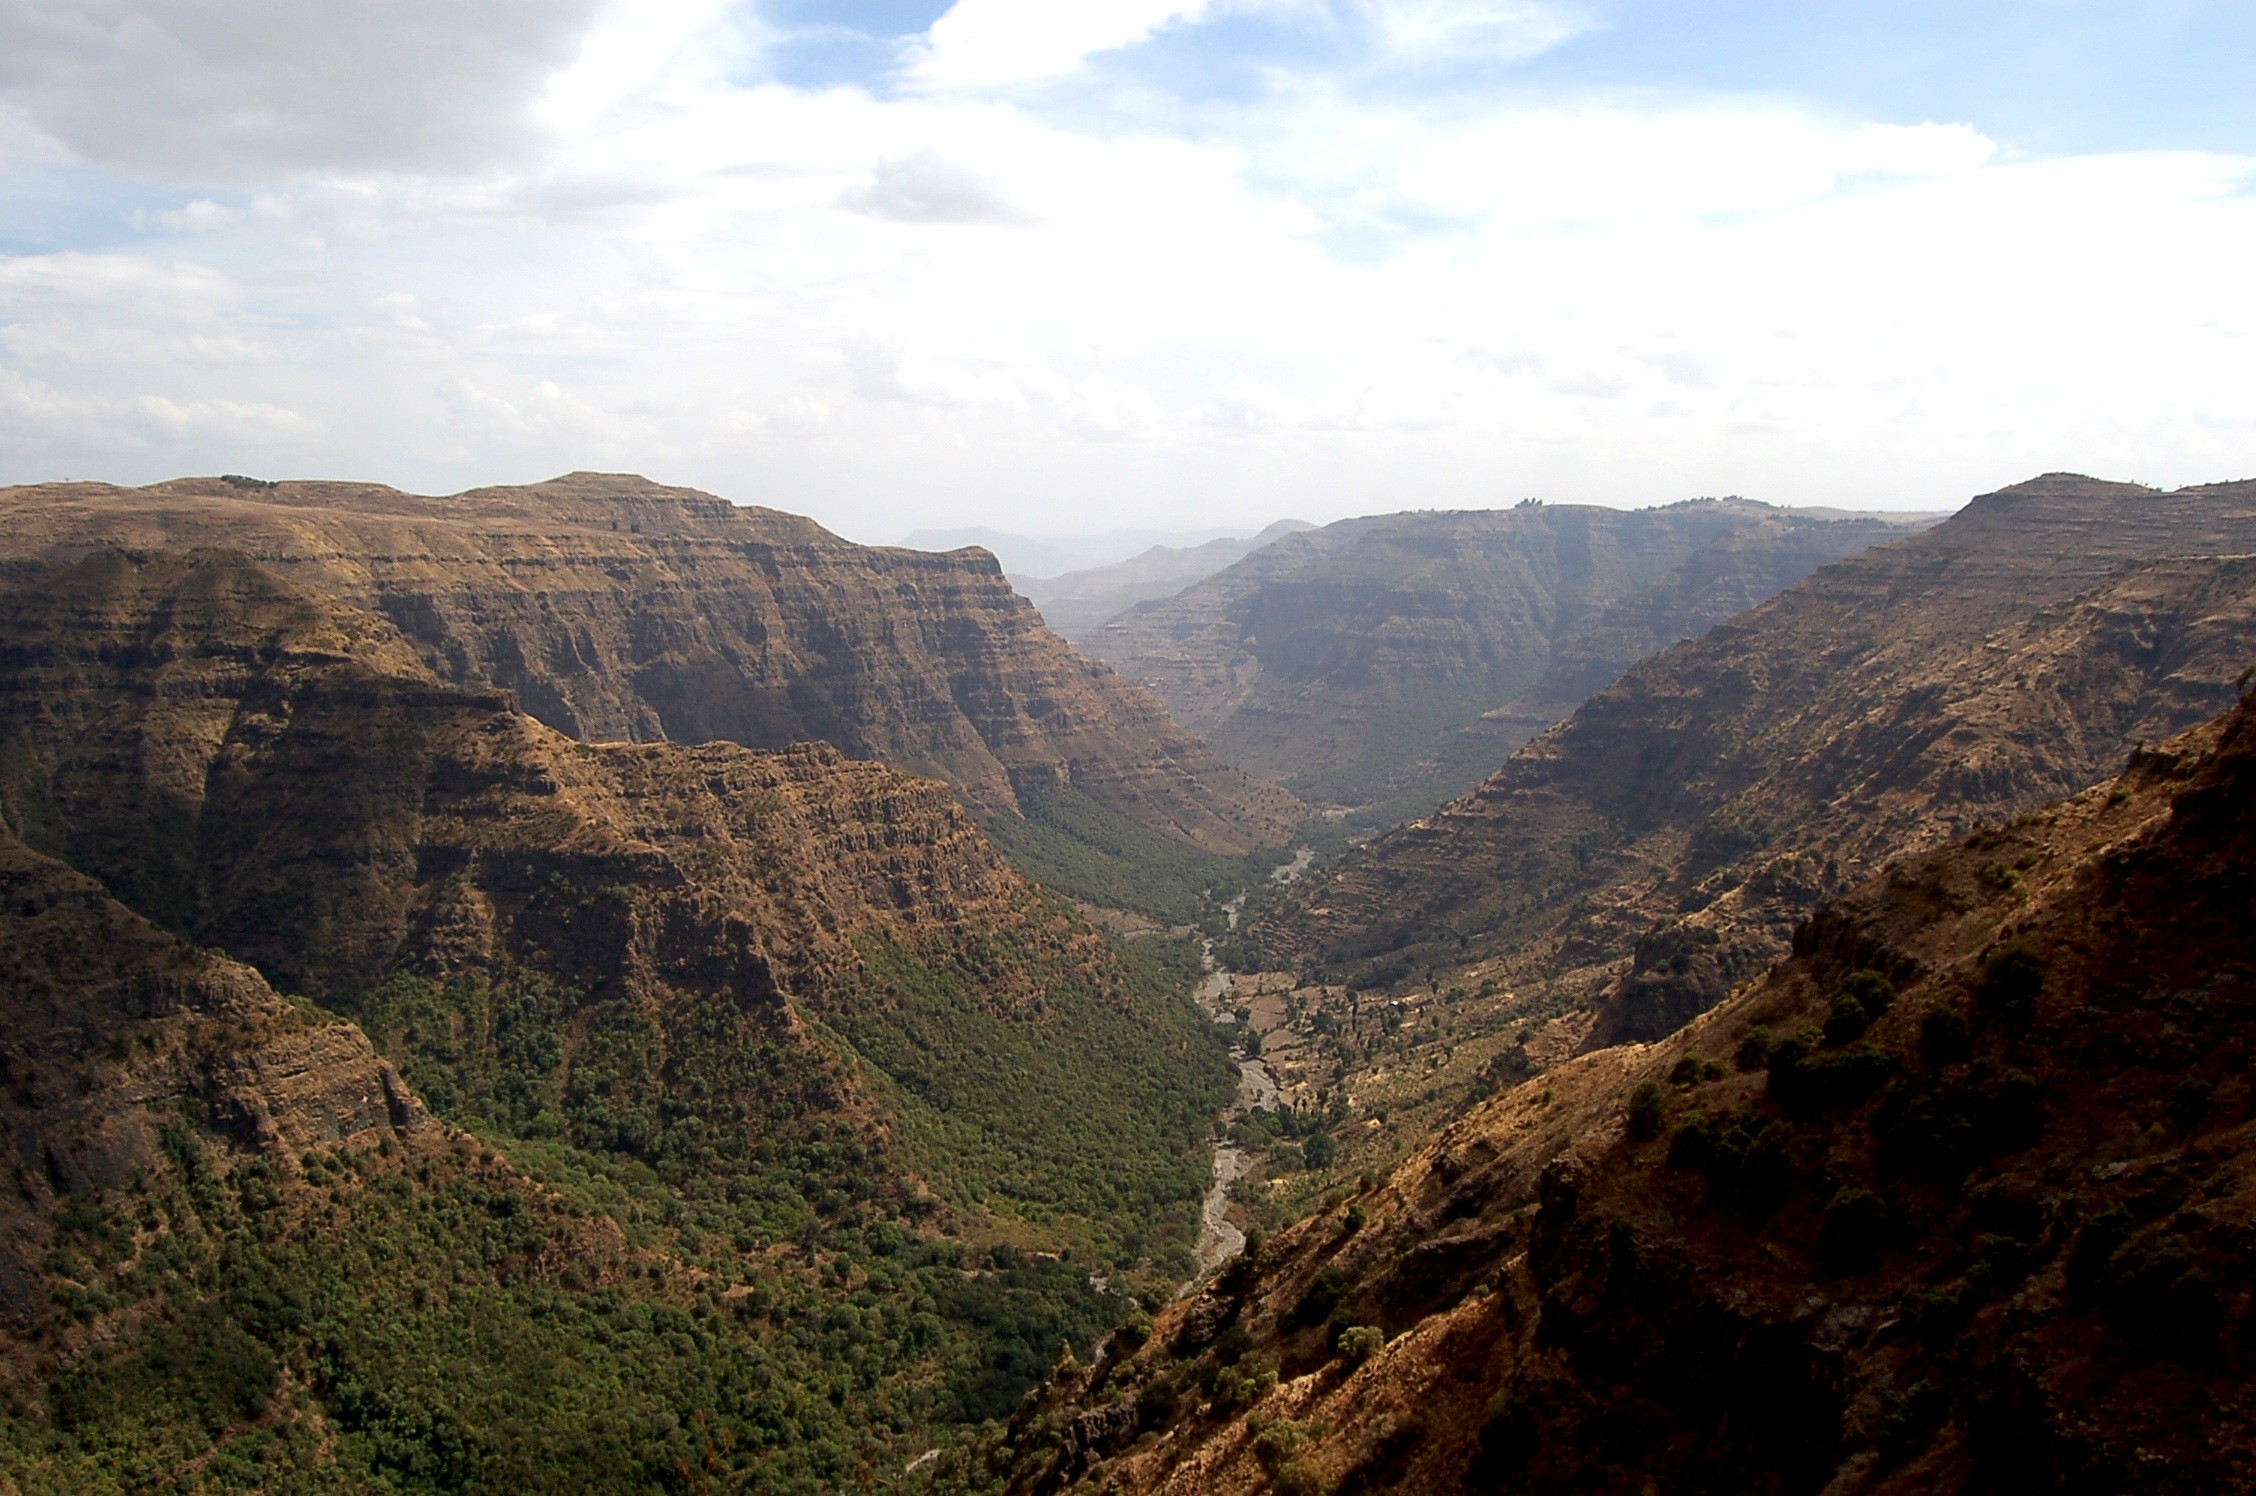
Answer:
[
  {"left": 1246, "top": 476, "right": 2256, "bottom": 1052},
  {"left": 0, "top": 473, "right": 1301, "bottom": 919},
  {"left": 1085, "top": 498, "right": 1931, "bottom": 822}
]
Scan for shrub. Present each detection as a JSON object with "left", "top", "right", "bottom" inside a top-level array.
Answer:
[
  {"left": 1137, "top": 1375, "right": 1179, "bottom": 1430},
  {"left": 1289, "top": 1268, "right": 1352, "bottom": 1331},
  {"left": 1875, "top": 1063, "right": 2044, "bottom": 1179},
  {"left": 1735, "top": 1026, "right": 1777, "bottom": 1072},
  {"left": 1303, "top": 1133, "right": 1339, "bottom": 1170},
  {"left": 1334, "top": 1324, "right": 1386, "bottom": 1365},
  {"left": 1626, "top": 1081, "right": 1668, "bottom": 1140},
  {"left": 2090, "top": 1231, "right": 2221, "bottom": 1359},
  {"left": 1975, "top": 943, "right": 2045, "bottom": 1020},
  {"left": 1822, "top": 1000, "right": 1872, "bottom": 1047},
  {"left": 1254, "top": 1416, "right": 1325, "bottom": 1472},
  {"left": 1823, "top": 969, "right": 1897, "bottom": 1044},
  {"left": 1213, "top": 1355, "right": 1277, "bottom": 1409},
  {"left": 1667, "top": 1116, "right": 1714, "bottom": 1169},
  {"left": 1684, "top": 1112, "right": 1793, "bottom": 1212},
  {"left": 1768, "top": 1039, "right": 1893, "bottom": 1119},
  {"left": 2067, "top": 1209, "right": 2132, "bottom": 1298}
]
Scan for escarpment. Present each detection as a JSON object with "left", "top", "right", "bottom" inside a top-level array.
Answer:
[
  {"left": 1249, "top": 475, "right": 2256, "bottom": 1053},
  {"left": 0, "top": 548, "right": 1232, "bottom": 1255},
  {"left": 991, "top": 687, "right": 2256, "bottom": 1495},
  {"left": 0, "top": 473, "right": 1299, "bottom": 917}
]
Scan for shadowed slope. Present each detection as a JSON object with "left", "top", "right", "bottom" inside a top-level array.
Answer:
[{"left": 992, "top": 686, "right": 2256, "bottom": 1495}]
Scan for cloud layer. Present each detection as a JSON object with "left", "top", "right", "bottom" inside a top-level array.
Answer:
[{"left": 0, "top": 0, "right": 2251, "bottom": 537}]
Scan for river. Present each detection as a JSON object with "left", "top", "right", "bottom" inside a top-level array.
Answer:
[{"left": 1183, "top": 934, "right": 1279, "bottom": 1292}]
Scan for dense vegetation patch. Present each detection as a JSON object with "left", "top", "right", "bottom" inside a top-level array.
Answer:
[
  {"left": 979, "top": 777, "right": 1264, "bottom": 924},
  {"left": 6, "top": 1127, "right": 1124, "bottom": 1493}
]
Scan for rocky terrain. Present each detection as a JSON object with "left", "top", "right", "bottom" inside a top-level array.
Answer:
[
  {"left": 1247, "top": 477, "right": 2256, "bottom": 1065},
  {"left": 0, "top": 547, "right": 1238, "bottom": 1488},
  {"left": 0, "top": 474, "right": 1300, "bottom": 919},
  {"left": 984, "top": 684, "right": 2256, "bottom": 1495},
  {"left": 1018, "top": 522, "right": 1312, "bottom": 644},
  {"left": 1085, "top": 500, "right": 1925, "bottom": 823}
]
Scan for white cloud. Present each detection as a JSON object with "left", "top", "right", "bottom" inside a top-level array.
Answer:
[
  {"left": 838, "top": 150, "right": 1033, "bottom": 224},
  {"left": 0, "top": 0, "right": 602, "bottom": 181},
  {"left": 0, "top": 5, "right": 2249, "bottom": 535},
  {"left": 134, "top": 393, "right": 307, "bottom": 435},
  {"left": 903, "top": 0, "right": 1218, "bottom": 90},
  {"left": 1365, "top": 0, "right": 1590, "bottom": 67}
]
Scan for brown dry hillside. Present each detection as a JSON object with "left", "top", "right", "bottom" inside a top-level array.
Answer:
[
  {"left": 0, "top": 473, "right": 1299, "bottom": 915},
  {"left": 1085, "top": 499, "right": 1925, "bottom": 821},
  {"left": 987, "top": 686, "right": 2256, "bottom": 1496},
  {"left": 1247, "top": 474, "right": 2256, "bottom": 1048}
]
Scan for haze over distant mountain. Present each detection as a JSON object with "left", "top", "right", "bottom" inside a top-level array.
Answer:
[
  {"left": 1086, "top": 499, "right": 1932, "bottom": 823},
  {"left": 1018, "top": 520, "right": 1314, "bottom": 644},
  {"left": 1003, "top": 682, "right": 2256, "bottom": 1496},
  {"left": 1251, "top": 475, "right": 2256, "bottom": 1051},
  {"left": 0, "top": 473, "right": 1300, "bottom": 919},
  {"left": 898, "top": 524, "right": 1261, "bottom": 580}
]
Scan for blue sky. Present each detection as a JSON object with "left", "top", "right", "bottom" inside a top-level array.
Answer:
[
  {"left": 0, "top": 1, "right": 2250, "bottom": 538},
  {"left": 756, "top": 1, "right": 2256, "bottom": 153}
]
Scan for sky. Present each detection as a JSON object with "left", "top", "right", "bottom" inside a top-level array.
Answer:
[{"left": 0, "top": 1, "right": 2252, "bottom": 541}]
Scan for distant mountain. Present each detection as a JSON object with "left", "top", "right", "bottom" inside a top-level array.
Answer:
[
  {"left": 0, "top": 473, "right": 1301, "bottom": 919},
  {"left": 1018, "top": 519, "right": 1314, "bottom": 643},
  {"left": 898, "top": 523, "right": 1256, "bottom": 579},
  {"left": 1249, "top": 475, "right": 2256, "bottom": 1052},
  {"left": 1085, "top": 499, "right": 1930, "bottom": 824},
  {"left": 1001, "top": 683, "right": 2256, "bottom": 1496},
  {"left": 0, "top": 548, "right": 1234, "bottom": 1486}
]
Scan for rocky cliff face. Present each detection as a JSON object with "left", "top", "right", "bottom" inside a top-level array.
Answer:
[
  {"left": 0, "top": 474, "right": 1299, "bottom": 885},
  {"left": 0, "top": 548, "right": 1230, "bottom": 1254},
  {"left": 1249, "top": 476, "right": 2256, "bottom": 1052},
  {"left": 1085, "top": 500, "right": 1923, "bottom": 820},
  {"left": 0, "top": 544, "right": 1240, "bottom": 1488},
  {"left": 994, "top": 688, "right": 2256, "bottom": 1495}
]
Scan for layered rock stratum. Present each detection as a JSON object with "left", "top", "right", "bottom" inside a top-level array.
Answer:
[
  {"left": 1247, "top": 476, "right": 2256, "bottom": 1054},
  {"left": 0, "top": 474, "right": 1299, "bottom": 901}
]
